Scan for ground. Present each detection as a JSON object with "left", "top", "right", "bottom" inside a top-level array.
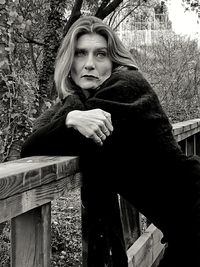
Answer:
[{"left": 0, "top": 188, "right": 82, "bottom": 267}]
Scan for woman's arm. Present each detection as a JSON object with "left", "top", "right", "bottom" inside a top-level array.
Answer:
[
  {"left": 21, "top": 114, "right": 84, "bottom": 157},
  {"left": 21, "top": 109, "right": 113, "bottom": 158},
  {"left": 85, "top": 70, "right": 184, "bottom": 159},
  {"left": 66, "top": 109, "right": 113, "bottom": 146}
]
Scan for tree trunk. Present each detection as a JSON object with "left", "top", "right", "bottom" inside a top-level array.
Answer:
[
  {"left": 95, "top": 0, "right": 123, "bottom": 19},
  {"left": 63, "top": 0, "right": 83, "bottom": 37},
  {"left": 37, "top": 0, "right": 63, "bottom": 113}
]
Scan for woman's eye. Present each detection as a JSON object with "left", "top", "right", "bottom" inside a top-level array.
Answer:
[
  {"left": 75, "top": 50, "right": 86, "bottom": 57},
  {"left": 96, "top": 52, "right": 106, "bottom": 58}
]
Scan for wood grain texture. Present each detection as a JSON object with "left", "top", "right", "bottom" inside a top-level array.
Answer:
[
  {"left": 173, "top": 119, "right": 200, "bottom": 142},
  {"left": 119, "top": 196, "right": 140, "bottom": 249},
  {"left": 0, "top": 120, "right": 199, "bottom": 202},
  {"left": 127, "top": 224, "right": 165, "bottom": 267},
  {"left": 11, "top": 203, "right": 51, "bottom": 267},
  {"left": 0, "top": 173, "right": 81, "bottom": 223},
  {"left": 0, "top": 119, "right": 199, "bottom": 267},
  {"left": 0, "top": 156, "right": 79, "bottom": 200}
]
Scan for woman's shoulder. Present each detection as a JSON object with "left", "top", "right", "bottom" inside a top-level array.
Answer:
[
  {"left": 112, "top": 67, "right": 149, "bottom": 86},
  {"left": 95, "top": 68, "right": 154, "bottom": 102}
]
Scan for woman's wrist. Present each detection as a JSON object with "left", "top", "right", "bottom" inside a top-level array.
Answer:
[{"left": 65, "top": 110, "right": 80, "bottom": 128}]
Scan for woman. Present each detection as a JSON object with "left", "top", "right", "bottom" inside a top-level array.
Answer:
[{"left": 21, "top": 16, "right": 200, "bottom": 267}]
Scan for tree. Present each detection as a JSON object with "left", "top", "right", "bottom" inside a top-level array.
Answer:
[
  {"left": 39, "top": 0, "right": 128, "bottom": 105},
  {"left": 181, "top": 0, "right": 200, "bottom": 19},
  {"left": 0, "top": 0, "right": 162, "bottom": 162},
  {"left": 18, "top": 0, "right": 154, "bottom": 111},
  {"left": 0, "top": 0, "right": 40, "bottom": 162},
  {"left": 106, "top": 0, "right": 162, "bottom": 31},
  {"left": 133, "top": 33, "right": 200, "bottom": 123}
]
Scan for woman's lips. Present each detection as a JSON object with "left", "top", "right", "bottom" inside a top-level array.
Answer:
[{"left": 82, "top": 75, "right": 98, "bottom": 79}]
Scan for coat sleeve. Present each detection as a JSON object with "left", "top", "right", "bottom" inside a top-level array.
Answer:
[
  {"left": 83, "top": 69, "right": 199, "bottom": 233},
  {"left": 85, "top": 70, "right": 184, "bottom": 160},
  {"left": 20, "top": 115, "right": 86, "bottom": 157},
  {"left": 20, "top": 96, "right": 95, "bottom": 158}
]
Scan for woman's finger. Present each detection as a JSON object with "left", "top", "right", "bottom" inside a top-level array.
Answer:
[
  {"left": 102, "top": 113, "right": 113, "bottom": 133},
  {"left": 100, "top": 124, "right": 110, "bottom": 136},
  {"left": 102, "top": 119, "right": 113, "bottom": 135},
  {"left": 93, "top": 134, "right": 103, "bottom": 146},
  {"left": 96, "top": 139, "right": 103, "bottom": 146},
  {"left": 103, "top": 111, "right": 112, "bottom": 123},
  {"left": 97, "top": 130, "right": 106, "bottom": 141}
]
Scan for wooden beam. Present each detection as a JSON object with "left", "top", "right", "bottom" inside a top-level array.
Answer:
[
  {"left": 0, "top": 173, "right": 81, "bottom": 223},
  {"left": 127, "top": 224, "right": 165, "bottom": 267},
  {"left": 173, "top": 119, "right": 200, "bottom": 142},
  {"left": 0, "top": 156, "right": 79, "bottom": 199},
  {"left": 11, "top": 203, "right": 51, "bottom": 267}
]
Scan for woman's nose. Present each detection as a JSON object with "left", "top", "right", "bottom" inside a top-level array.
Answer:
[{"left": 84, "top": 55, "right": 95, "bottom": 70}]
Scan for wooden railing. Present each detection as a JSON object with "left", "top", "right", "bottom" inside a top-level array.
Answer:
[
  {"left": 127, "top": 118, "right": 200, "bottom": 267},
  {"left": 0, "top": 156, "right": 81, "bottom": 266},
  {"left": 0, "top": 118, "right": 200, "bottom": 267}
]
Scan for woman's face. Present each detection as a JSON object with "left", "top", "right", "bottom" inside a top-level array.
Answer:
[{"left": 71, "top": 33, "right": 113, "bottom": 90}]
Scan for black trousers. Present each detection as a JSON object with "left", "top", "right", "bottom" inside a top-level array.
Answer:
[
  {"left": 81, "top": 185, "right": 128, "bottom": 267},
  {"left": 81, "top": 155, "right": 200, "bottom": 267}
]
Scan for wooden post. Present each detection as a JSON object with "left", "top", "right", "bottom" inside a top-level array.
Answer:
[
  {"left": 185, "top": 139, "right": 188, "bottom": 155},
  {"left": 119, "top": 196, "right": 140, "bottom": 249},
  {"left": 196, "top": 132, "right": 200, "bottom": 156},
  {"left": 186, "top": 136, "right": 194, "bottom": 156},
  {"left": 11, "top": 202, "right": 51, "bottom": 267}
]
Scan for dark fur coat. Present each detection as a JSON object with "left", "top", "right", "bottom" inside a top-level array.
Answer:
[{"left": 21, "top": 69, "right": 200, "bottom": 266}]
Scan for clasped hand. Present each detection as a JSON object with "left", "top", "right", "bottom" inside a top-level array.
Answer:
[{"left": 66, "top": 109, "right": 113, "bottom": 146}]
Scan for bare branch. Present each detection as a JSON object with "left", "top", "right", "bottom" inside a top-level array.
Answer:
[
  {"left": 113, "top": 2, "right": 141, "bottom": 30},
  {"left": 95, "top": 0, "right": 110, "bottom": 17},
  {"left": 109, "top": 2, "right": 132, "bottom": 27},
  {"left": 14, "top": 35, "right": 46, "bottom": 46},
  {"left": 63, "top": 0, "right": 84, "bottom": 36},
  {"left": 95, "top": 0, "right": 123, "bottom": 19}
]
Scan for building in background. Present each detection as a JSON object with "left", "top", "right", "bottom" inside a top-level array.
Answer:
[{"left": 104, "top": 0, "right": 172, "bottom": 49}]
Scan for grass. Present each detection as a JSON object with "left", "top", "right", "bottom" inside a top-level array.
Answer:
[
  {"left": 0, "top": 188, "right": 82, "bottom": 267},
  {"left": 0, "top": 189, "right": 148, "bottom": 267},
  {"left": 51, "top": 189, "right": 82, "bottom": 267}
]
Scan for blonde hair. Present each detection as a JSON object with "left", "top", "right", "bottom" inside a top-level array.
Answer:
[{"left": 54, "top": 16, "right": 138, "bottom": 99}]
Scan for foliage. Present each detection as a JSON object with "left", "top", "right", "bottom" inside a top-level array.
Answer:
[
  {"left": 0, "top": 0, "right": 161, "bottom": 162},
  {"left": 1, "top": 0, "right": 200, "bottom": 265},
  {"left": 181, "top": 0, "right": 200, "bottom": 24},
  {"left": 0, "top": 72, "right": 39, "bottom": 161},
  {"left": 51, "top": 191, "right": 82, "bottom": 267},
  {"left": 105, "top": 0, "right": 161, "bottom": 30},
  {"left": 0, "top": 222, "right": 10, "bottom": 267},
  {"left": 0, "top": 0, "right": 42, "bottom": 161},
  {"left": 0, "top": 190, "right": 82, "bottom": 267},
  {"left": 132, "top": 32, "right": 200, "bottom": 122},
  {"left": 182, "top": 0, "right": 200, "bottom": 13}
]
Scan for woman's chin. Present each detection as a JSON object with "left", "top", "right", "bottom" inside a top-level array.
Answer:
[{"left": 80, "top": 83, "right": 98, "bottom": 90}]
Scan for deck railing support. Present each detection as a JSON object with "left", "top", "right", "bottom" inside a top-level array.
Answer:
[
  {"left": 1, "top": 119, "right": 200, "bottom": 266},
  {"left": 11, "top": 203, "right": 51, "bottom": 267}
]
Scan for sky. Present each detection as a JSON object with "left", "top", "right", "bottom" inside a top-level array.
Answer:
[{"left": 166, "top": 0, "right": 200, "bottom": 39}]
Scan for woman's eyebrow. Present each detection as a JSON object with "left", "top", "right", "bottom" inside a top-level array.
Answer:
[
  {"left": 76, "top": 46, "right": 108, "bottom": 50},
  {"left": 75, "top": 48, "right": 86, "bottom": 51},
  {"left": 96, "top": 47, "right": 107, "bottom": 50}
]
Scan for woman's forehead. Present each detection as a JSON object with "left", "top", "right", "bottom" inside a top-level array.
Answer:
[{"left": 76, "top": 33, "right": 108, "bottom": 49}]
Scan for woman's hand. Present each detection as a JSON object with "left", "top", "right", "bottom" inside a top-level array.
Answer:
[{"left": 66, "top": 109, "right": 113, "bottom": 146}]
